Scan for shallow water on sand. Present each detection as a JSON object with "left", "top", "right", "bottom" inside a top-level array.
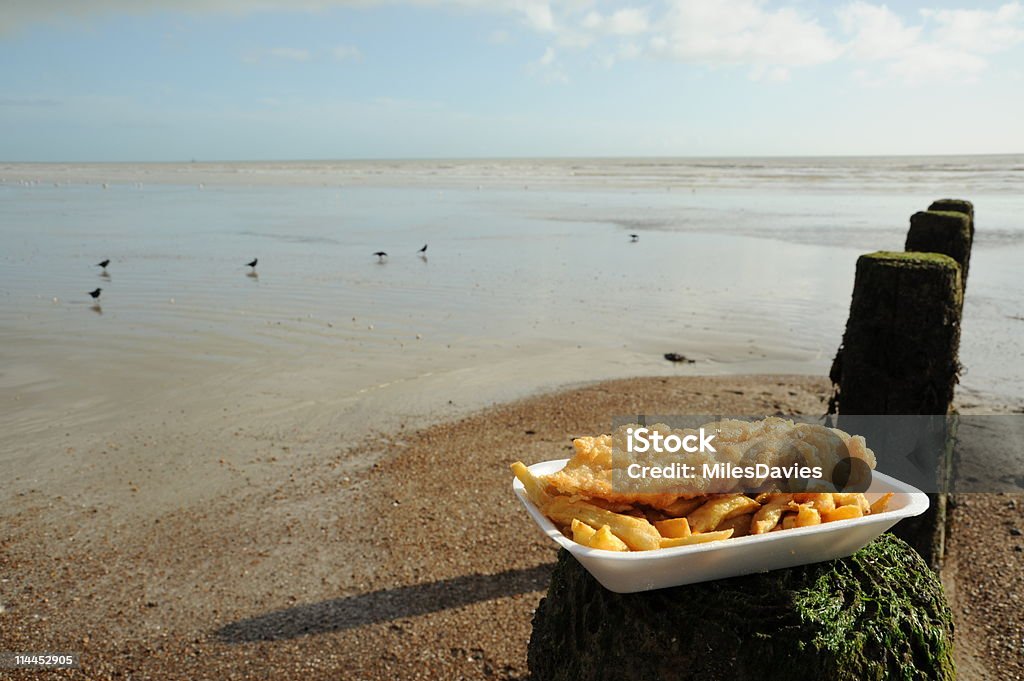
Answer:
[{"left": 1, "top": 157, "right": 1021, "bottom": 475}]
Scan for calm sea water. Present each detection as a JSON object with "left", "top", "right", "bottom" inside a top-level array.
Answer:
[{"left": 1, "top": 156, "right": 1021, "bottom": 456}]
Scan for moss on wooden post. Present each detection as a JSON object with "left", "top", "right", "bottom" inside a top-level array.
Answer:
[
  {"left": 830, "top": 251, "right": 962, "bottom": 567},
  {"left": 834, "top": 252, "right": 961, "bottom": 415},
  {"left": 528, "top": 536, "right": 955, "bottom": 681},
  {"left": 928, "top": 198, "right": 973, "bottom": 236},
  {"left": 906, "top": 210, "right": 973, "bottom": 292}
]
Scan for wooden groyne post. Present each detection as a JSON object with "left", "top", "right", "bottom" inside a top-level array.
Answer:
[
  {"left": 831, "top": 198, "right": 973, "bottom": 568},
  {"left": 529, "top": 536, "right": 955, "bottom": 681},
  {"left": 907, "top": 202, "right": 973, "bottom": 292},
  {"left": 928, "top": 198, "right": 974, "bottom": 239},
  {"left": 832, "top": 251, "right": 962, "bottom": 415}
]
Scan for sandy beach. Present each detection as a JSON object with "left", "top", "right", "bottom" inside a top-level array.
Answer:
[
  {"left": 0, "top": 373, "right": 1019, "bottom": 679},
  {"left": 0, "top": 156, "right": 1020, "bottom": 681},
  {"left": 0, "top": 159, "right": 1022, "bottom": 680},
  {"left": 5, "top": 2, "right": 1024, "bottom": 676},
  {"left": 0, "top": 375, "right": 834, "bottom": 680}
]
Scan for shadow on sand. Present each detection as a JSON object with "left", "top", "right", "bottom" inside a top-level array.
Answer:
[{"left": 216, "top": 562, "right": 554, "bottom": 643}]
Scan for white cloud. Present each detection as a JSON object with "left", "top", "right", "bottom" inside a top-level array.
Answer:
[
  {"left": 521, "top": 1, "right": 555, "bottom": 32},
  {"left": 750, "top": 64, "right": 791, "bottom": 82},
  {"left": 886, "top": 42, "right": 986, "bottom": 82},
  {"left": 583, "top": 7, "right": 649, "bottom": 35},
  {"left": 651, "top": 0, "right": 841, "bottom": 68},
  {"left": 619, "top": 42, "right": 641, "bottom": 59},
  {"left": 268, "top": 47, "right": 311, "bottom": 61},
  {"left": 331, "top": 44, "right": 362, "bottom": 60},
  {"left": 599, "top": 41, "right": 642, "bottom": 69},
  {"left": 553, "top": 30, "right": 595, "bottom": 49},
  {"left": 528, "top": 46, "right": 568, "bottom": 83},
  {"left": 924, "top": 2, "right": 1024, "bottom": 53},
  {"left": 837, "top": 1, "right": 1024, "bottom": 83},
  {"left": 838, "top": 2, "right": 919, "bottom": 60},
  {"left": 5, "top": 0, "right": 1024, "bottom": 87}
]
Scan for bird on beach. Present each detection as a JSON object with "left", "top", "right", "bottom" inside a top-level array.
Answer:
[
  {"left": 96, "top": 259, "right": 110, "bottom": 270},
  {"left": 88, "top": 288, "right": 102, "bottom": 301},
  {"left": 246, "top": 258, "right": 258, "bottom": 269},
  {"left": 374, "top": 251, "right": 388, "bottom": 262},
  {"left": 629, "top": 234, "right": 639, "bottom": 242},
  {"left": 418, "top": 244, "right": 428, "bottom": 254}
]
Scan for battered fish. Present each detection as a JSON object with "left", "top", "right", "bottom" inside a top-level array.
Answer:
[{"left": 544, "top": 417, "right": 876, "bottom": 509}]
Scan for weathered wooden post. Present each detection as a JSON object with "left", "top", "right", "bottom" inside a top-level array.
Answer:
[
  {"left": 529, "top": 536, "right": 955, "bottom": 681},
  {"left": 928, "top": 198, "right": 974, "bottom": 238},
  {"left": 830, "top": 249, "right": 963, "bottom": 567},
  {"left": 906, "top": 206, "right": 973, "bottom": 292},
  {"left": 833, "top": 252, "right": 962, "bottom": 415},
  {"left": 903, "top": 200, "right": 972, "bottom": 563}
]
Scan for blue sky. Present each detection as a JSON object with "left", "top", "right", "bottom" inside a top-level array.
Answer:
[{"left": 1, "top": 1, "right": 1023, "bottom": 160}]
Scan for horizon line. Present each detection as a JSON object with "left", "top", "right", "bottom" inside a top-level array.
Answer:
[{"left": 3, "top": 151, "right": 1023, "bottom": 165}]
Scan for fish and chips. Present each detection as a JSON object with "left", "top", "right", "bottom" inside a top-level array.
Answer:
[{"left": 512, "top": 417, "right": 894, "bottom": 553}]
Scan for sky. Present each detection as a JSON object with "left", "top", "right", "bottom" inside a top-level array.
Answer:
[{"left": 1, "top": 0, "right": 1023, "bottom": 161}]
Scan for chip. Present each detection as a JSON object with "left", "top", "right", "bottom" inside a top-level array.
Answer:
[{"left": 512, "top": 454, "right": 893, "bottom": 553}]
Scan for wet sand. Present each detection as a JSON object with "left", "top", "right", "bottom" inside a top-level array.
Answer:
[
  {"left": 3, "top": 160, "right": 1024, "bottom": 434},
  {"left": 3, "top": 373, "right": 1017, "bottom": 680}
]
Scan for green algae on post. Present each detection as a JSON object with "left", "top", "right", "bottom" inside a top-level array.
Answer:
[
  {"left": 906, "top": 211, "right": 973, "bottom": 292},
  {"left": 829, "top": 251, "right": 962, "bottom": 566},
  {"left": 528, "top": 534, "right": 955, "bottom": 681},
  {"left": 928, "top": 198, "right": 974, "bottom": 238},
  {"left": 834, "top": 251, "right": 962, "bottom": 416}
]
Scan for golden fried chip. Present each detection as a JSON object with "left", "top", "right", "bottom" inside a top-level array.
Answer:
[
  {"left": 515, "top": 414, "right": 886, "bottom": 553},
  {"left": 869, "top": 492, "right": 894, "bottom": 515},
  {"left": 750, "top": 494, "right": 795, "bottom": 534},
  {"left": 511, "top": 461, "right": 551, "bottom": 508},
  {"left": 544, "top": 496, "right": 662, "bottom": 551},
  {"left": 833, "top": 493, "right": 870, "bottom": 514},
  {"left": 822, "top": 505, "right": 864, "bottom": 523},
  {"left": 687, "top": 495, "right": 761, "bottom": 533},
  {"left": 794, "top": 492, "right": 835, "bottom": 513},
  {"left": 715, "top": 513, "right": 752, "bottom": 538},
  {"left": 659, "top": 528, "right": 733, "bottom": 548},
  {"left": 794, "top": 503, "right": 821, "bottom": 528},
  {"left": 660, "top": 497, "right": 705, "bottom": 517},
  {"left": 590, "top": 525, "right": 629, "bottom": 551},
  {"left": 654, "top": 517, "right": 691, "bottom": 539},
  {"left": 571, "top": 518, "right": 597, "bottom": 545}
]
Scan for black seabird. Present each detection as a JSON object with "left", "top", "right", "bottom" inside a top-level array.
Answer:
[
  {"left": 374, "top": 251, "right": 388, "bottom": 262},
  {"left": 96, "top": 259, "right": 110, "bottom": 269},
  {"left": 629, "top": 234, "right": 639, "bottom": 242},
  {"left": 418, "top": 244, "right": 428, "bottom": 254},
  {"left": 246, "top": 258, "right": 258, "bottom": 269},
  {"left": 88, "top": 288, "right": 102, "bottom": 300}
]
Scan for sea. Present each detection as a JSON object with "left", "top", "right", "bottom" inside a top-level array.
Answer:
[{"left": 1, "top": 155, "right": 1021, "bottom": 461}]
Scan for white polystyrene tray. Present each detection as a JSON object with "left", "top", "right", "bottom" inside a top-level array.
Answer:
[{"left": 513, "top": 458, "right": 929, "bottom": 593}]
